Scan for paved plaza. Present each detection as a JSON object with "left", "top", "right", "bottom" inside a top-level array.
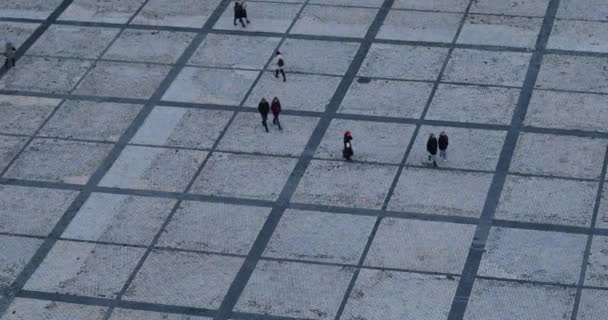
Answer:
[{"left": 0, "top": 0, "right": 607, "bottom": 319}]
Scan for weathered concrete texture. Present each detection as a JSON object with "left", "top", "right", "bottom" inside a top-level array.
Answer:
[
  {"left": 556, "top": 0, "right": 608, "bottom": 21},
  {"left": 190, "top": 152, "right": 297, "bottom": 201},
  {"left": 110, "top": 309, "right": 210, "bottom": 320},
  {"left": 510, "top": 133, "right": 607, "bottom": 179},
  {"left": 0, "top": 22, "right": 40, "bottom": 49},
  {"left": 378, "top": 10, "right": 462, "bottom": 43},
  {"left": 62, "top": 193, "right": 176, "bottom": 246},
  {"left": 585, "top": 236, "right": 608, "bottom": 287},
  {"left": 470, "top": 0, "right": 550, "bottom": 16},
  {"left": 99, "top": 146, "right": 208, "bottom": 192},
  {"left": 342, "top": 269, "right": 458, "bottom": 320},
  {"left": 365, "top": 218, "right": 475, "bottom": 273},
  {"left": 316, "top": 119, "right": 415, "bottom": 164},
  {"left": 131, "top": 107, "right": 233, "bottom": 149},
  {"left": 235, "top": 260, "right": 354, "bottom": 320},
  {"left": 292, "top": 160, "right": 398, "bottom": 209},
  {"left": 29, "top": 25, "right": 119, "bottom": 59},
  {"left": 597, "top": 190, "right": 608, "bottom": 229},
  {"left": 0, "top": 235, "right": 42, "bottom": 288},
  {"left": 2, "top": 299, "right": 107, "bottom": 320},
  {"left": 277, "top": 39, "right": 360, "bottom": 76},
  {"left": 4, "top": 138, "right": 112, "bottom": 184},
  {"left": 464, "top": 279, "right": 575, "bottom": 320},
  {"left": 496, "top": 175, "right": 597, "bottom": 227},
  {"left": 131, "top": 0, "right": 222, "bottom": 28},
  {"left": 214, "top": 2, "right": 303, "bottom": 33},
  {"left": 0, "top": 135, "right": 27, "bottom": 172},
  {"left": 548, "top": 19, "right": 608, "bottom": 53},
  {"left": 290, "top": 5, "right": 378, "bottom": 38},
  {"left": 189, "top": 34, "right": 281, "bottom": 70},
  {"left": 536, "top": 54, "right": 608, "bottom": 93},
  {"left": 264, "top": 209, "right": 376, "bottom": 264},
  {"left": 393, "top": 0, "right": 469, "bottom": 12},
  {"left": 59, "top": 0, "right": 147, "bottom": 23},
  {"left": 24, "top": 241, "right": 145, "bottom": 298},
  {"left": 103, "top": 29, "right": 196, "bottom": 64},
  {"left": 360, "top": 44, "right": 449, "bottom": 80},
  {"left": 388, "top": 167, "right": 493, "bottom": 218},
  {"left": 0, "top": 185, "right": 78, "bottom": 236},
  {"left": 0, "top": 0, "right": 64, "bottom": 19},
  {"left": 458, "top": 15, "right": 542, "bottom": 48},
  {"left": 0, "top": 95, "right": 59, "bottom": 135},
  {"left": 478, "top": 227, "right": 587, "bottom": 284},
  {"left": 578, "top": 289, "right": 608, "bottom": 320},
  {"left": 443, "top": 49, "right": 532, "bottom": 87},
  {"left": 39, "top": 100, "right": 142, "bottom": 142},
  {"left": 311, "top": 0, "right": 384, "bottom": 7},
  {"left": 158, "top": 201, "right": 270, "bottom": 254},
  {"left": 124, "top": 251, "right": 243, "bottom": 308}
]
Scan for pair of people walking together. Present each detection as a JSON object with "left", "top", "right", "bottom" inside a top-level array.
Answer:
[
  {"left": 426, "top": 132, "right": 449, "bottom": 167},
  {"left": 258, "top": 97, "right": 282, "bottom": 132},
  {"left": 233, "top": 0, "right": 250, "bottom": 27}
]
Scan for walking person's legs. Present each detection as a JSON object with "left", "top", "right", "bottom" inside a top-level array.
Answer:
[
  {"left": 280, "top": 69, "right": 286, "bottom": 82},
  {"left": 276, "top": 115, "right": 282, "bottom": 130},
  {"left": 440, "top": 150, "right": 446, "bottom": 160}
]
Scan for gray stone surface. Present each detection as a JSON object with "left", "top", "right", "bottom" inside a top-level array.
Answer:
[
  {"left": 0, "top": 0, "right": 64, "bottom": 19},
  {"left": 360, "top": 43, "right": 449, "bottom": 80},
  {"left": 536, "top": 54, "right": 608, "bottom": 93},
  {"left": 443, "top": 49, "right": 532, "bottom": 86},
  {"left": 393, "top": 0, "right": 469, "bottom": 12},
  {"left": 378, "top": 10, "right": 462, "bottom": 43},
  {"left": 470, "top": 0, "right": 550, "bottom": 16},
  {"left": 585, "top": 236, "right": 608, "bottom": 287},
  {"left": 110, "top": 309, "right": 209, "bottom": 320},
  {"left": 458, "top": 15, "right": 542, "bottom": 48},
  {"left": 0, "top": 22, "right": 39, "bottom": 49},
  {"left": 290, "top": 5, "right": 378, "bottom": 38},
  {"left": 342, "top": 269, "right": 458, "bottom": 320},
  {"left": 0, "top": 185, "right": 78, "bottom": 236},
  {"left": 4, "top": 139, "right": 112, "bottom": 184},
  {"left": 264, "top": 209, "right": 375, "bottom": 264},
  {"left": 62, "top": 193, "right": 176, "bottom": 246},
  {"left": 24, "top": 241, "right": 145, "bottom": 298},
  {"left": 292, "top": 160, "right": 398, "bottom": 209},
  {"left": 2, "top": 299, "right": 107, "bottom": 320},
  {"left": 59, "top": 0, "right": 147, "bottom": 23},
  {"left": 0, "top": 95, "right": 59, "bottom": 135},
  {"left": 131, "top": 0, "right": 222, "bottom": 28},
  {"left": 556, "top": 0, "right": 608, "bottom": 21},
  {"left": 496, "top": 175, "right": 597, "bottom": 227},
  {"left": 189, "top": 34, "right": 281, "bottom": 69},
  {"left": 548, "top": 19, "right": 608, "bottom": 53},
  {"left": 0, "top": 235, "right": 42, "bottom": 288},
  {"left": 365, "top": 218, "right": 475, "bottom": 273},
  {"left": 277, "top": 39, "right": 360, "bottom": 76},
  {"left": 99, "top": 146, "right": 208, "bottom": 192},
  {"left": 578, "top": 289, "right": 608, "bottom": 320},
  {"left": 478, "top": 227, "right": 587, "bottom": 284},
  {"left": 158, "top": 201, "right": 270, "bottom": 254},
  {"left": 124, "top": 250, "right": 243, "bottom": 308},
  {"left": 0, "top": 135, "right": 27, "bottom": 172},
  {"left": 388, "top": 167, "right": 493, "bottom": 218},
  {"left": 214, "top": 2, "right": 302, "bottom": 33},
  {"left": 234, "top": 260, "right": 354, "bottom": 320},
  {"left": 103, "top": 29, "right": 196, "bottom": 64},
  {"left": 598, "top": 189, "right": 608, "bottom": 229},
  {"left": 311, "top": 0, "right": 384, "bottom": 7},
  {"left": 29, "top": 25, "right": 119, "bottom": 59}
]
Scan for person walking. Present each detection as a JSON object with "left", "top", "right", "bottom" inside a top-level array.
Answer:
[
  {"left": 4, "top": 42, "right": 16, "bottom": 69},
  {"left": 233, "top": 1, "right": 246, "bottom": 27},
  {"left": 426, "top": 133, "right": 438, "bottom": 167},
  {"left": 438, "top": 131, "right": 449, "bottom": 161},
  {"left": 343, "top": 131, "right": 354, "bottom": 161},
  {"left": 258, "top": 98, "right": 270, "bottom": 132},
  {"left": 274, "top": 51, "right": 286, "bottom": 82},
  {"left": 271, "top": 97, "right": 282, "bottom": 130},
  {"left": 241, "top": 0, "right": 250, "bottom": 24}
]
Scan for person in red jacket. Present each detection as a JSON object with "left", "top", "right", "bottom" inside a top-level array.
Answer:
[{"left": 271, "top": 97, "right": 282, "bottom": 130}]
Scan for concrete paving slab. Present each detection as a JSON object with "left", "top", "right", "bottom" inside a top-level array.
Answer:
[
  {"left": 556, "top": 0, "right": 608, "bottom": 21},
  {"left": 310, "top": 0, "right": 384, "bottom": 7},
  {"left": 536, "top": 54, "right": 608, "bottom": 93},
  {"left": 443, "top": 49, "right": 532, "bottom": 87},
  {"left": 0, "top": 0, "right": 64, "bottom": 19},
  {"left": 598, "top": 190, "right": 608, "bottom": 229},
  {"left": 157, "top": 201, "right": 270, "bottom": 254},
  {"left": 189, "top": 34, "right": 281, "bottom": 69},
  {"left": 290, "top": 5, "right": 378, "bottom": 38},
  {"left": 62, "top": 193, "right": 176, "bottom": 246},
  {"left": 360, "top": 43, "right": 449, "bottom": 80},
  {"left": 276, "top": 39, "right": 360, "bottom": 76},
  {"left": 4, "top": 139, "right": 112, "bottom": 184},
  {"left": 103, "top": 29, "right": 196, "bottom": 64},
  {"left": 458, "top": 15, "right": 542, "bottom": 49},
  {"left": 99, "top": 146, "right": 208, "bottom": 192},
  {"left": 131, "top": 0, "right": 222, "bottom": 28},
  {"left": 59, "top": 0, "right": 147, "bottom": 23},
  {"left": 0, "top": 235, "right": 43, "bottom": 289},
  {"left": 29, "top": 25, "right": 119, "bottom": 59},
  {"left": 578, "top": 289, "right": 608, "bottom": 320},
  {"left": 0, "top": 22, "right": 40, "bottom": 49},
  {"left": 585, "top": 236, "right": 608, "bottom": 287},
  {"left": 2, "top": 299, "right": 107, "bottom": 320},
  {"left": 393, "top": 0, "right": 469, "bottom": 12},
  {"left": 548, "top": 19, "right": 608, "bottom": 53},
  {"left": 214, "top": 2, "right": 303, "bottom": 33},
  {"left": 470, "top": 0, "right": 550, "bottom": 16},
  {"left": 0, "top": 95, "right": 59, "bottom": 135},
  {"left": 378, "top": 10, "right": 462, "bottom": 43},
  {"left": 110, "top": 309, "right": 210, "bottom": 320},
  {"left": 0, "top": 135, "right": 27, "bottom": 173}
]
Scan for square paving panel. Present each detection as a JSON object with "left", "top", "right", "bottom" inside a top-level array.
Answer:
[
  {"left": 378, "top": 10, "right": 462, "bottom": 43},
  {"left": 442, "top": 49, "right": 532, "bottom": 87},
  {"left": 245, "top": 72, "right": 341, "bottom": 112},
  {"left": 62, "top": 193, "right": 176, "bottom": 246},
  {"left": 597, "top": 190, "right": 608, "bottom": 229},
  {"left": 39, "top": 100, "right": 142, "bottom": 142},
  {"left": 310, "top": 0, "right": 384, "bottom": 7},
  {"left": 388, "top": 167, "right": 493, "bottom": 218},
  {"left": 393, "top": 0, "right": 469, "bottom": 12},
  {"left": 458, "top": 15, "right": 542, "bottom": 49},
  {"left": 315, "top": 119, "right": 415, "bottom": 164},
  {"left": 585, "top": 236, "right": 608, "bottom": 287},
  {"left": 234, "top": 260, "right": 354, "bottom": 320},
  {"left": 189, "top": 34, "right": 281, "bottom": 70},
  {"left": 124, "top": 250, "right": 243, "bottom": 308},
  {"left": 536, "top": 54, "right": 608, "bottom": 93},
  {"left": 0, "top": 57, "right": 92, "bottom": 94},
  {"left": 74, "top": 61, "right": 171, "bottom": 99},
  {"left": 339, "top": 79, "right": 433, "bottom": 118},
  {"left": 1, "top": 0, "right": 64, "bottom": 19},
  {"left": 157, "top": 201, "right": 270, "bottom": 254},
  {"left": 99, "top": 146, "right": 208, "bottom": 192},
  {"left": 2, "top": 299, "right": 107, "bottom": 320},
  {"left": 163, "top": 67, "right": 258, "bottom": 105},
  {"left": 342, "top": 269, "right": 458, "bottom": 320},
  {"left": 59, "top": 0, "right": 147, "bottom": 23},
  {"left": 478, "top": 227, "right": 587, "bottom": 284},
  {"left": 0, "top": 95, "right": 59, "bottom": 135},
  {"left": 4, "top": 139, "right": 112, "bottom": 184},
  {"left": 556, "top": 0, "right": 608, "bottom": 21},
  {"left": 264, "top": 209, "right": 375, "bottom": 264},
  {"left": 365, "top": 219, "right": 475, "bottom": 274},
  {"left": 292, "top": 160, "right": 398, "bottom": 209},
  {"left": 525, "top": 90, "right": 608, "bottom": 132},
  {"left": 0, "top": 22, "right": 39, "bottom": 49},
  {"left": 214, "top": 2, "right": 303, "bottom": 33},
  {"left": 104, "top": 30, "right": 195, "bottom": 64},
  {"left": 406, "top": 126, "right": 507, "bottom": 171},
  {"left": 426, "top": 84, "right": 519, "bottom": 125},
  {"left": 24, "top": 241, "right": 145, "bottom": 298},
  {"left": 470, "top": 0, "right": 550, "bottom": 16},
  {"left": 29, "top": 25, "right": 119, "bottom": 59},
  {"left": 217, "top": 113, "right": 319, "bottom": 156},
  {"left": 290, "top": 5, "right": 378, "bottom": 38},
  {"left": 578, "top": 289, "right": 608, "bottom": 320},
  {"left": 131, "top": 0, "right": 222, "bottom": 28},
  {"left": 0, "top": 185, "right": 77, "bottom": 236},
  {"left": 190, "top": 153, "right": 297, "bottom": 201},
  {"left": 496, "top": 175, "right": 597, "bottom": 227},
  {"left": 110, "top": 309, "right": 210, "bottom": 320},
  {"left": 464, "top": 279, "right": 575, "bottom": 320},
  {"left": 510, "top": 132, "right": 607, "bottom": 179},
  {"left": 0, "top": 235, "right": 42, "bottom": 290},
  {"left": 359, "top": 44, "right": 449, "bottom": 80},
  {"left": 131, "top": 107, "right": 233, "bottom": 149},
  {"left": 0, "top": 135, "right": 27, "bottom": 172},
  {"left": 548, "top": 20, "right": 608, "bottom": 53},
  {"left": 277, "top": 39, "right": 360, "bottom": 76}
]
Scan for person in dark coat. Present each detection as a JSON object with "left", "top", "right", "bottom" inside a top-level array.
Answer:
[
  {"left": 426, "top": 133, "right": 438, "bottom": 167},
  {"left": 233, "top": 1, "right": 246, "bottom": 27},
  {"left": 271, "top": 97, "right": 282, "bottom": 130},
  {"left": 241, "top": 0, "right": 250, "bottom": 24},
  {"left": 258, "top": 97, "right": 270, "bottom": 132},
  {"left": 438, "top": 131, "right": 449, "bottom": 161},
  {"left": 4, "top": 42, "right": 16, "bottom": 69},
  {"left": 343, "top": 131, "right": 353, "bottom": 161}
]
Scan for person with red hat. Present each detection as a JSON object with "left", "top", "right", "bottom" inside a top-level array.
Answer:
[{"left": 343, "top": 130, "right": 353, "bottom": 161}]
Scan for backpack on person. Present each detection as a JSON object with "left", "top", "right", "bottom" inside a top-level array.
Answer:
[{"left": 277, "top": 57, "right": 284, "bottom": 67}]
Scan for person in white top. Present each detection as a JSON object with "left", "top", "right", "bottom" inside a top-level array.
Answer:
[{"left": 274, "top": 51, "right": 286, "bottom": 82}]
